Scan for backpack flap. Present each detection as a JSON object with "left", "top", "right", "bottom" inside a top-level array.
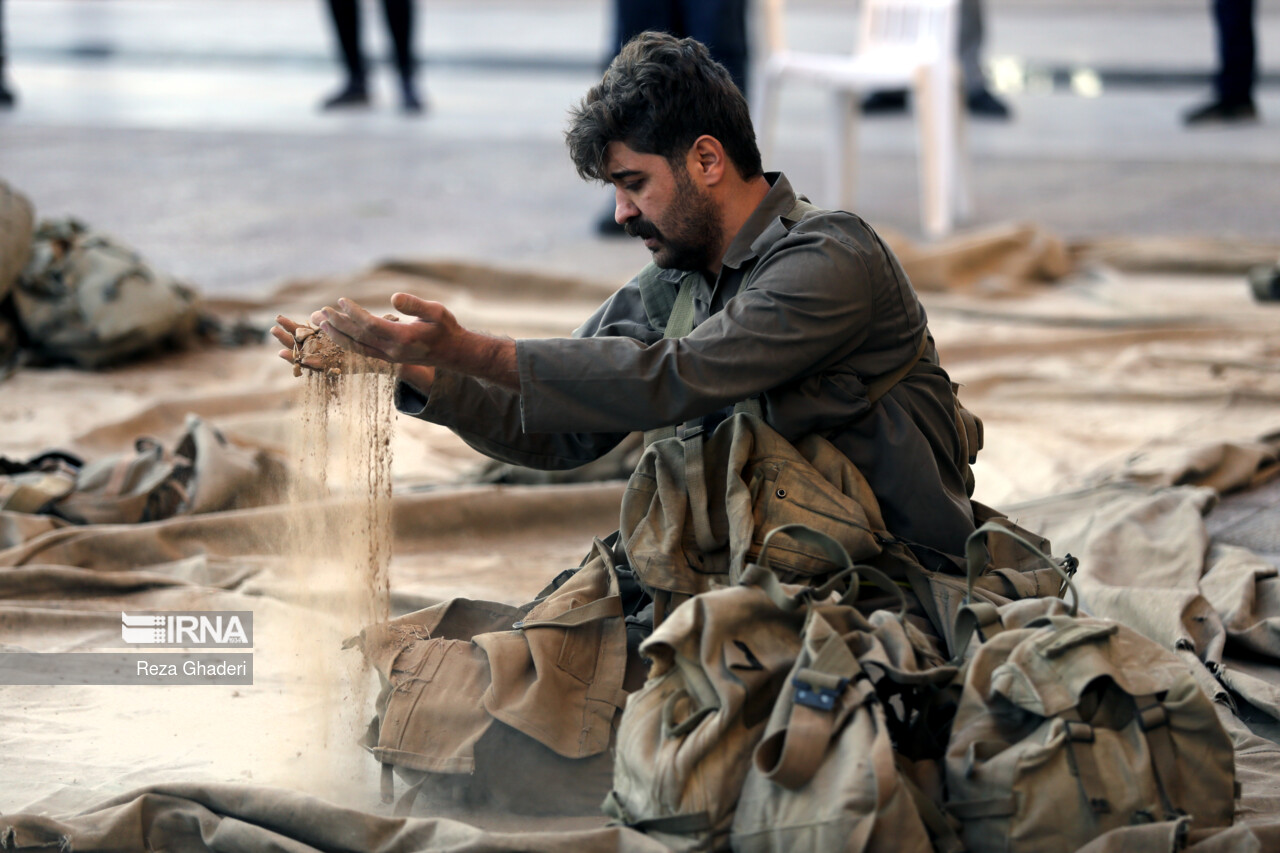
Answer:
[
  {"left": 610, "top": 578, "right": 815, "bottom": 851},
  {"left": 945, "top": 617, "right": 1236, "bottom": 852},
  {"left": 477, "top": 538, "right": 629, "bottom": 759},
  {"left": 621, "top": 412, "right": 886, "bottom": 600}
]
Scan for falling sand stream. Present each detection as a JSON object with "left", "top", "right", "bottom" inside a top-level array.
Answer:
[{"left": 276, "top": 343, "right": 396, "bottom": 797}]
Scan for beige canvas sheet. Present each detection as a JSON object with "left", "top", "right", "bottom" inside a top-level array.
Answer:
[{"left": 1, "top": 255, "right": 1279, "bottom": 849}]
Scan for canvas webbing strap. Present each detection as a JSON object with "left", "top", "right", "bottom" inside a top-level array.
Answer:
[
  {"left": 601, "top": 790, "right": 716, "bottom": 837},
  {"left": 512, "top": 595, "right": 623, "bottom": 630},
  {"left": 758, "top": 615, "right": 869, "bottom": 790},
  {"left": 1134, "top": 693, "right": 1183, "bottom": 817},
  {"left": 963, "top": 521, "right": 1079, "bottom": 617},
  {"left": 1060, "top": 709, "right": 1111, "bottom": 814}
]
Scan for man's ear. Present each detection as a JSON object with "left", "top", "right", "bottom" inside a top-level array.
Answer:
[{"left": 687, "top": 135, "right": 728, "bottom": 187}]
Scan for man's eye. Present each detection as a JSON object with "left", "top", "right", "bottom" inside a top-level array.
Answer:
[{"left": 624, "top": 181, "right": 643, "bottom": 192}]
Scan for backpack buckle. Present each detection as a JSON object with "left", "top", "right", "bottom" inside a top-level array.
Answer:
[{"left": 792, "top": 670, "right": 849, "bottom": 711}]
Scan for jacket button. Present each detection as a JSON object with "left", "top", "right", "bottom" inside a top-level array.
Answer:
[{"left": 776, "top": 488, "right": 787, "bottom": 499}]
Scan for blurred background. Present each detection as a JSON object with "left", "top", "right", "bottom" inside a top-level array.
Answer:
[{"left": 0, "top": 0, "right": 1277, "bottom": 298}]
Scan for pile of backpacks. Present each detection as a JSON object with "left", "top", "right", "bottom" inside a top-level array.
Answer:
[
  {"left": 0, "top": 178, "right": 201, "bottom": 377},
  {"left": 357, "top": 408, "right": 1241, "bottom": 852}
]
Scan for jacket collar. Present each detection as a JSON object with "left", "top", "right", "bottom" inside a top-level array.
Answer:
[{"left": 720, "top": 172, "right": 799, "bottom": 272}]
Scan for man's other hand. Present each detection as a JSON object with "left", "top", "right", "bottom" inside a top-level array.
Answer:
[
  {"left": 312, "top": 294, "right": 517, "bottom": 391},
  {"left": 271, "top": 311, "right": 435, "bottom": 391}
]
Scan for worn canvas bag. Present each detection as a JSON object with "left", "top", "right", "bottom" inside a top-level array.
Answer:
[
  {"left": 49, "top": 415, "right": 281, "bottom": 525},
  {"left": 730, "top": 600, "right": 962, "bottom": 853},
  {"left": 0, "top": 179, "right": 34, "bottom": 301},
  {"left": 621, "top": 411, "right": 890, "bottom": 601},
  {"left": 1, "top": 415, "right": 283, "bottom": 525},
  {"left": 942, "top": 533, "right": 1237, "bottom": 852},
  {"left": 356, "top": 538, "right": 632, "bottom": 815},
  {"left": 13, "top": 217, "right": 200, "bottom": 368},
  {"left": 605, "top": 526, "right": 909, "bottom": 852},
  {"left": 0, "top": 451, "right": 81, "bottom": 514},
  {"left": 902, "top": 517, "right": 1077, "bottom": 658}
]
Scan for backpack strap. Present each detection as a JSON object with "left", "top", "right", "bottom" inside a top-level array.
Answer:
[
  {"left": 1059, "top": 709, "right": 1112, "bottom": 815},
  {"left": 1133, "top": 693, "right": 1183, "bottom": 819},
  {"left": 754, "top": 613, "right": 871, "bottom": 790},
  {"left": 601, "top": 789, "right": 716, "bottom": 838}
]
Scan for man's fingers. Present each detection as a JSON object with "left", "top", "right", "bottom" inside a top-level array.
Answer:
[
  {"left": 315, "top": 315, "right": 394, "bottom": 362},
  {"left": 269, "top": 325, "right": 295, "bottom": 348},
  {"left": 391, "top": 292, "right": 445, "bottom": 322}
]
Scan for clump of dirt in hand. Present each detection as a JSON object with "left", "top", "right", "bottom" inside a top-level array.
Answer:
[
  {"left": 290, "top": 325, "right": 347, "bottom": 377},
  {"left": 290, "top": 315, "right": 400, "bottom": 377}
]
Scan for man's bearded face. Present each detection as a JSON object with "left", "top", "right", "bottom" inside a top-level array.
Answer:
[{"left": 624, "top": 163, "right": 721, "bottom": 272}]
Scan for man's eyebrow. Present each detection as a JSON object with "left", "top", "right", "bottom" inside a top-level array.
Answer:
[{"left": 609, "top": 169, "right": 643, "bottom": 182}]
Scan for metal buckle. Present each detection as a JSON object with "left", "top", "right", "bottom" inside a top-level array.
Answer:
[{"left": 792, "top": 674, "right": 849, "bottom": 711}]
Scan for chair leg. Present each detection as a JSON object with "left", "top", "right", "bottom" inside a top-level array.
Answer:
[
  {"left": 914, "top": 66, "right": 953, "bottom": 238},
  {"left": 827, "top": 89, "right": 859, "bottom": 212},
  {"left": 753, "top": 67, "right": 782, "bottom": 168},
  {"left": 953, "top": 88, "right": 973, "bottom": 221}
]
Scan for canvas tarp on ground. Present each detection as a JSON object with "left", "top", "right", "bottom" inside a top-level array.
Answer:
[{"left": 1, "top": 257, "right": 1279, "bottom": 850}]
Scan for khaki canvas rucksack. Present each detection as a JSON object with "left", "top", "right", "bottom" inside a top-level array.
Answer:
[
  {"left": 621, "top": 411, "right": 890, "bottom": 603},
  {"left": 730, "top": 602, "right": 962, "bottom": 853},
  {"left": 604, "top": 525, "right": 931, "bottom": 852},
  {"left": 0, "top": 180, "right": 35, "bottom": 376},
  {"left": 940, "top": 525, "right": 1237, "bottom": 852},
  {"left": 0, "top": 415, "right": 283, "bottom": 525},
  {"left": 13, "top": 217, "right": 200, "bottom": 368},
  {"left": 355, "top": 537, "right": 636, "bottom": 816}
]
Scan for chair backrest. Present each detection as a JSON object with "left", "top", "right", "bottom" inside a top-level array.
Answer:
[
  {"left": 761, "top": 0, "right": 957, "bottom": 59},
  {"left": 858, "top": 0, "right": 957, "bottom": 58}
]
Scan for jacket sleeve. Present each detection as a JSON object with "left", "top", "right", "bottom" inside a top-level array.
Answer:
[
  {"left": 517, "top": 221, "right": 908, "bottom": 434},
  {"left": 393, "top": 277, "right": 657, "bottom": 470}
]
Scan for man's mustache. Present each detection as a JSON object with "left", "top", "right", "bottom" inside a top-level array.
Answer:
[{"left": 625, "top": 218, "right": 660, "bottom": 241}]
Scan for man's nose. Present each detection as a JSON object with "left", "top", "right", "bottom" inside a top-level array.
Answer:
[{"left": 614, "top": 190, "right": 639, "bottom": 225}]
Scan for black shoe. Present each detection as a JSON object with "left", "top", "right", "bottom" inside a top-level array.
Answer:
[
  {"left": 966, "top": 88, "right": 1011, "bottom": 120},
  {"left": 1184, "top": 99, "right": 1258, "bottom": 126},
  {"left": 861, "top": 90, "right": 909, "bottom": 114},
  {"left": 320, "top": 82, "right": 370, "bottom": 111},
  {"left": 400, "top": 80, "right": 425, "bottom": 114},
  {"left": 0, "top": 83, "right": 15, "bottom": 109}
]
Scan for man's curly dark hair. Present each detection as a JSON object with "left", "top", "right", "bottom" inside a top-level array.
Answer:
[{"left": 565, "top": 31, "right": 763, "bottom": 183}]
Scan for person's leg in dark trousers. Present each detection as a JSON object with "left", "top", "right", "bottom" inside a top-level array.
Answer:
[
  {"left": 613, "top": 0, "right": 677, "bottom": 56},
  {"left": 0, "top": 0, "right": 14, "bottom": 108},
  {"left": 1215, "top": 0, "right": 1256, "bottom": 107},
  {"left": 1186, "top": 0, "right": 1258, "bottom": 124},
  {"left": 681, "top": 0, "right": 748, "bottom": 95},
  {"left": 321, "top": 0, "right": 369, "bottom": 108},
  {"left": 597, "top": 0, "right": 678, "bottom": 234},
  {"left": 381, "top": 0, "right": 423, "bottom": 112}
]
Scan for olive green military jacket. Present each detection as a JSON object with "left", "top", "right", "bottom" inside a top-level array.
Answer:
[{"left": 398, "top": 173, "right": 975, "bottom": 558}]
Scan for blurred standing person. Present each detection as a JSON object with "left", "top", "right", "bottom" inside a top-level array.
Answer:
[
  {"left": 611, "top": 0, "right": 749, "bottom": 94},
  {"left": 0, "top": 0, "right": 15, "bottom": 108},
  {"left": 598, "top": 0, "right": 749, "bottom": 233},
  {"left": 320, "top": 0, "right": 423, "bottom": 113},
  {"left": 1185, "top": 0, "right": 1258, "bottom": 124}
]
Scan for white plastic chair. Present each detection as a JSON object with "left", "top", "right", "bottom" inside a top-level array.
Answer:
[{"left": 754, "top": 0, "right": 971, "bottom": 238}]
